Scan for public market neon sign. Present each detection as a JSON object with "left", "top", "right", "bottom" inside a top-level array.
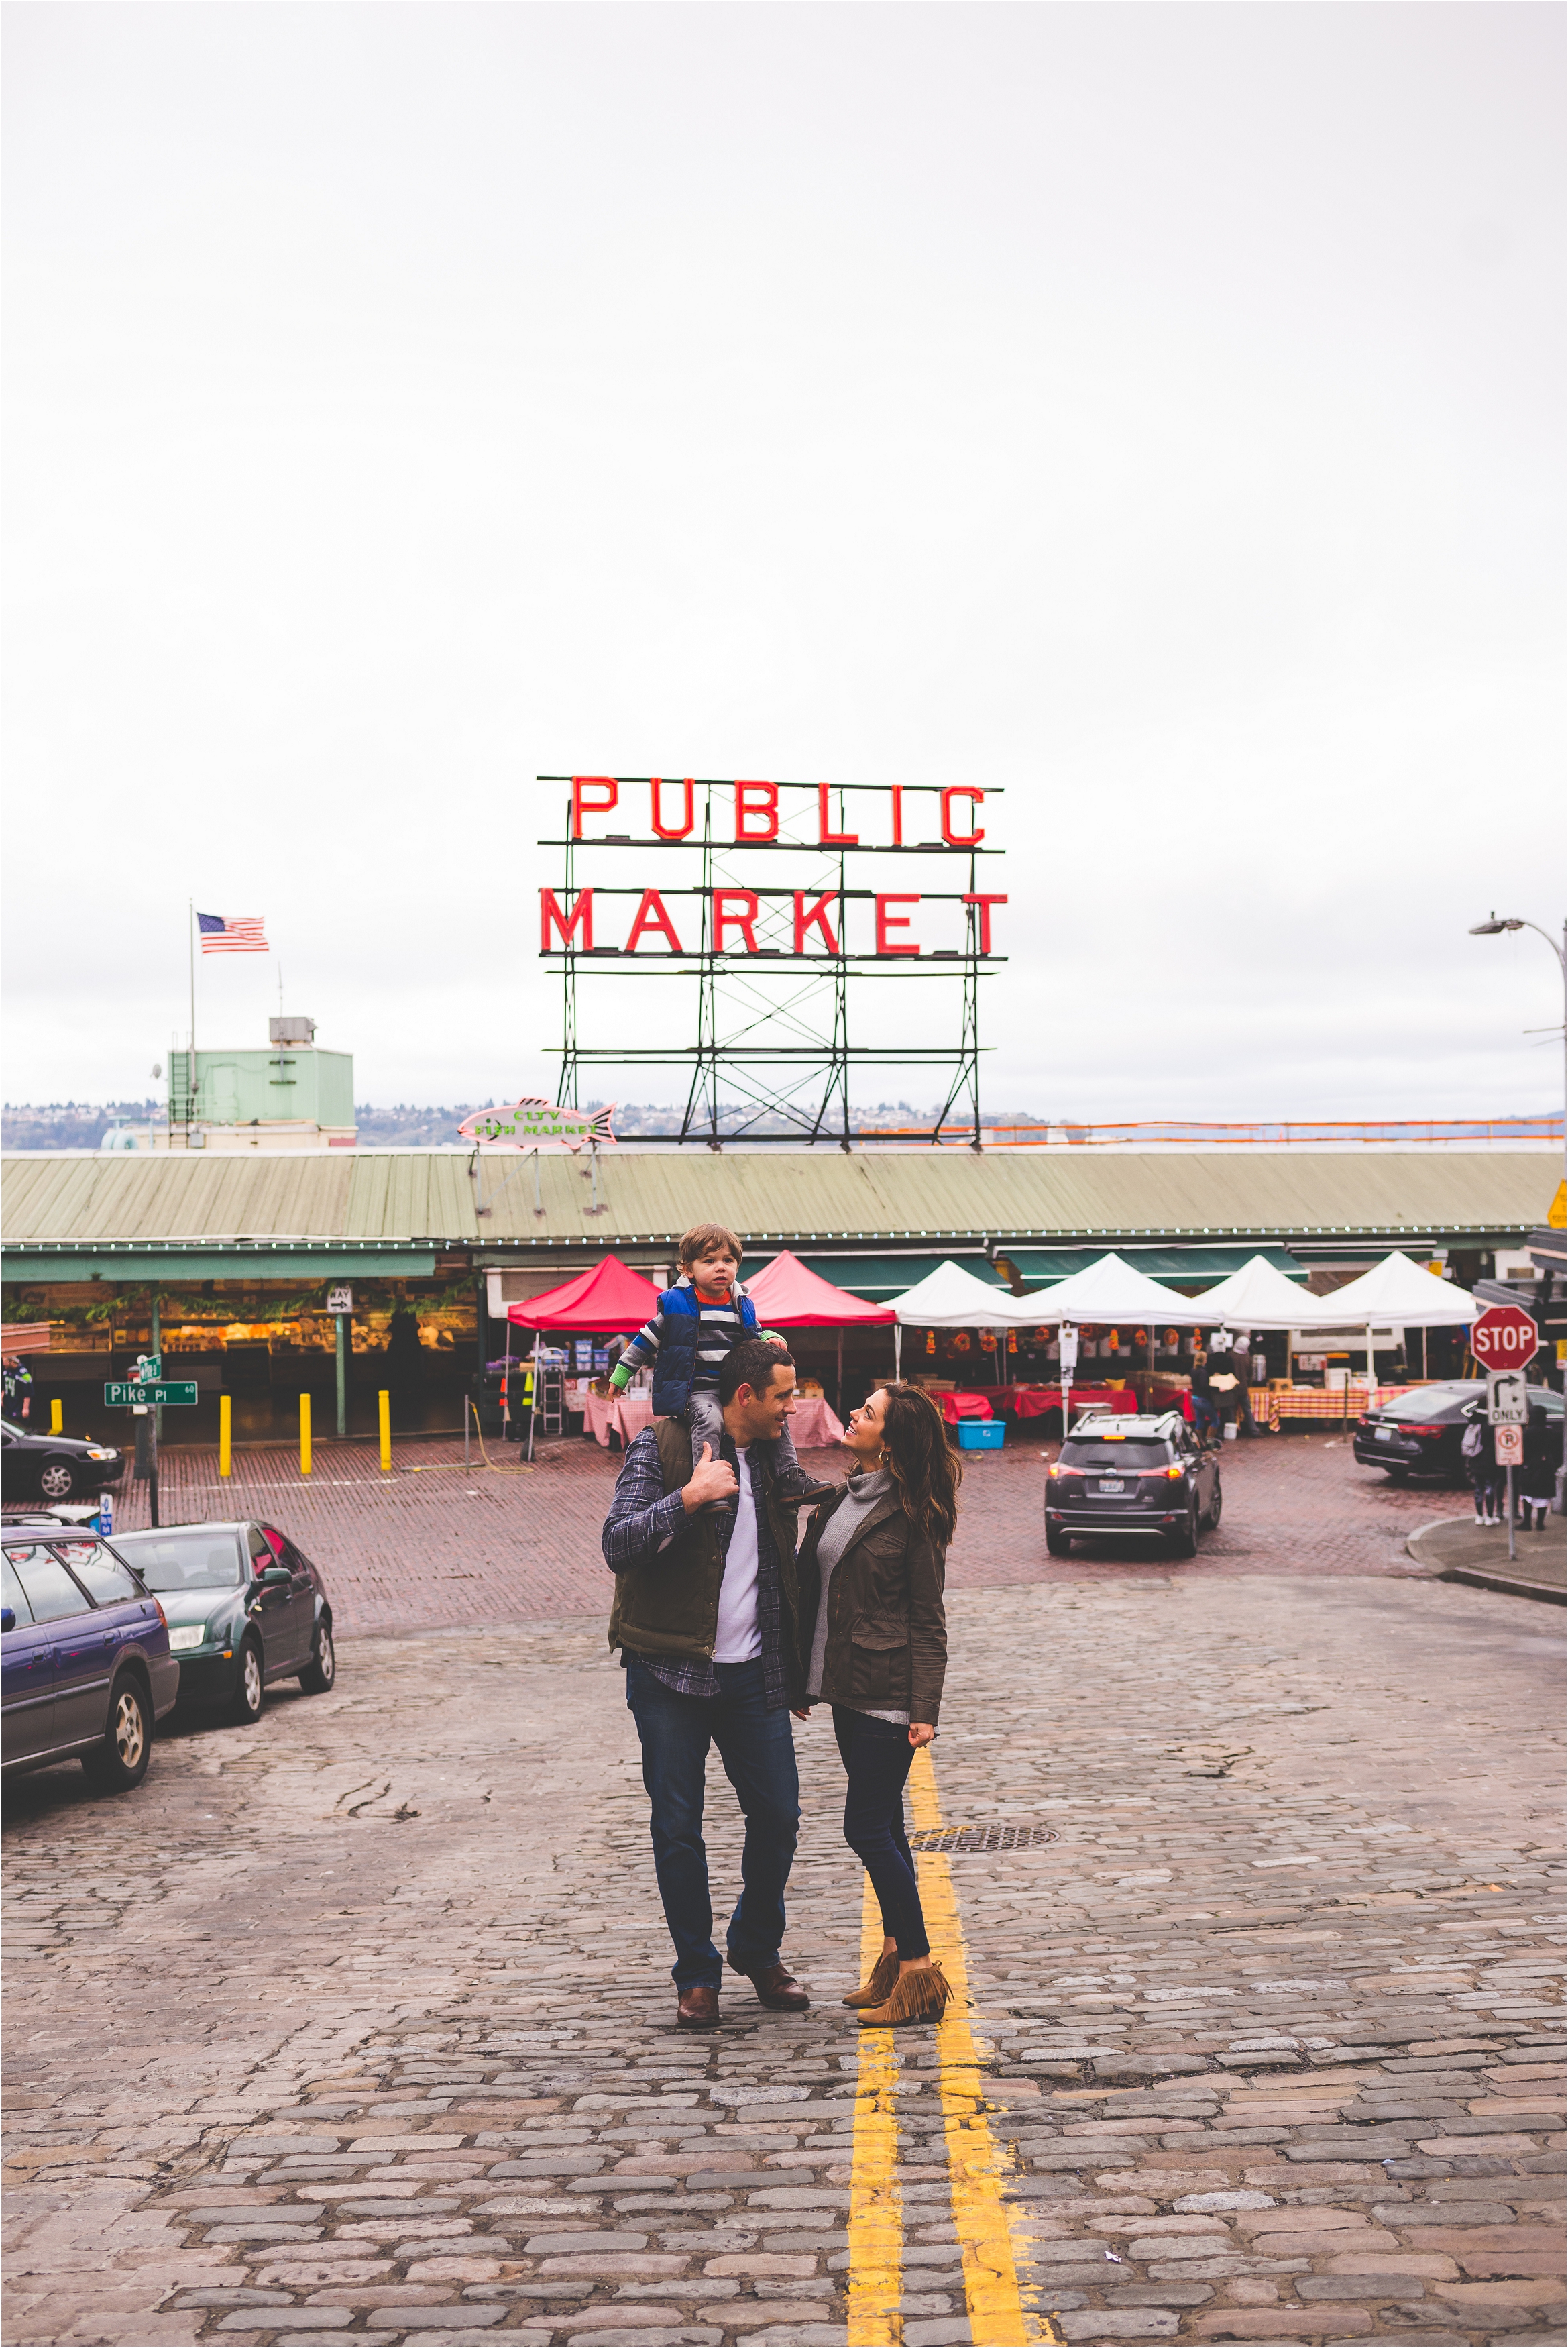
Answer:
[{"left": 539, "top": 777, "right": 1005, "bottom": 961}]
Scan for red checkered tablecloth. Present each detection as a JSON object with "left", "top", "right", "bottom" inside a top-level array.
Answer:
[{"left": 1257, "top": 1385, "right": 1426, "bottom": 1430}]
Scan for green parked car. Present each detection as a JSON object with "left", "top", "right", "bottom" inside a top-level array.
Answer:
[{"left": 109, "top": 1520, "right": 336, "bottom": 1725}]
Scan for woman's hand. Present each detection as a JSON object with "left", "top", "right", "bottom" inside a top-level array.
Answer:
[
  {"left": 909, "top": 1722, "right": 935, "bottom": 1748},
  {"left": 792, "top": 1707, "right": 813, "bottom": 1723}
]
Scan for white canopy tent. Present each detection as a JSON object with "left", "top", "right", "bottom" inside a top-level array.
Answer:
[
  {"left": 1185, "top": 1253, "right": 1317, "bottom": 1332},
  {"left": 1287, "top": 1251, "right": 1478, "bottom": 1386},
  {"left": 885, "top": 1258, "right": 1038, "bottom": 1379},
  {"left": 1017, "top": 1250, "right": 1209, "bottom": 1326}
]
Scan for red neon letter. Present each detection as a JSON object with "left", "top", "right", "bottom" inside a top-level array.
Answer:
[
  {"left": 650, "top": 778, "right": 695, "bottom": 840},
  {"left": 890, "top": 785, "right": 904, "bottom": 847},
  {"left": 940, "top": 786, "right": 985, "bottom": 846},
  {"left": 875, "top": 894, "right": 921, "bottom": 955},
  {"left": 625, "top": 890, "right": 685, "bottom": 953},
  {"left": 794, "top": 890, "right": 840, "bottom": 954},
  {"left": 734, "top": 781, "right": 779, "bottom": 842},
  {"left": 962, "top": 894, "right": 1007, "bottom": 953},
  {"left": 714, "top": 890, "right": 761, "bottom": 952},
  {"left": 540, "top": 888, "right": 594, "bottom": 951},
  {"left": 571, "top": 776, "right": 618, "bottom": 839},
  {"left": 817, "top": 784, "right": 858, "bottom": 847}
]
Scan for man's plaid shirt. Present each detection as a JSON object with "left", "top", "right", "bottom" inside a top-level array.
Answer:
[{"left": 602, "top": 1426, "right": 789, "bottom": 1709}]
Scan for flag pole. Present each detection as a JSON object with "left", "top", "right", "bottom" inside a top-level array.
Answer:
[{"left": 187, "top": 899, "right": 197, "bottom": 1142}]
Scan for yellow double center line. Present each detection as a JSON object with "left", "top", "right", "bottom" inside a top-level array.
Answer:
[{"left": 847, "top": 1744, "right": 1054, "bottom": 2346}]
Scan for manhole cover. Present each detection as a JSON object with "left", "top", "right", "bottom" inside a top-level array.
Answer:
[{"left": 909, "top": 1824, "right": 1058, "bottom": 1852}]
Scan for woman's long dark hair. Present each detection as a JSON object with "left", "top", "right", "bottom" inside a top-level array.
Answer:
[{"left": 877, "top": 1383, "right": 962, "bottom": 1546}]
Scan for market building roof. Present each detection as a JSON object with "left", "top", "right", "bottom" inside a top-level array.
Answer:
[{"left": 0, "top": 1146, "right": 1553, "bottom": 1287}]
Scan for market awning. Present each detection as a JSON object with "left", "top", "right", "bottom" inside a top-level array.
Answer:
[
  {"left": 506, "top": 1254, "right": 661, "bottom": 1332},
  {"left": 1183, "top": 1254, "right": 1327, "bottom": 1331},
  {"left": 743, "top": 1250, "right": 896, "bottom": 1327},
  {"left": 1000, "top": 1244, "right": 1306, "bottom": 1291}
]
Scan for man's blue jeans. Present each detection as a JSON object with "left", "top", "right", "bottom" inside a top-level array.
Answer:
[{"left": 625, "top": 1656, "right": 801, "bottom": 1988}]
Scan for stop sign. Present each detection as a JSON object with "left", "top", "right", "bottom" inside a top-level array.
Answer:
[{"left": 1471, "top": 1302, "right": 1539, "bottom": 1369}]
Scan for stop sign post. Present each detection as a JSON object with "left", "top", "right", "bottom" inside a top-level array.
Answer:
[
  {"left": 1470, "top": 1305, "right": 1539, "bottom": 1564},
  {"left": 1470, "top": 1303, "right": 1539, "bottom": 1371}
]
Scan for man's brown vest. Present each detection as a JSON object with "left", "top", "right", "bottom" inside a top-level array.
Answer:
[{"left": 607, "top": 1419, "right": 801, "bottom": 1676}]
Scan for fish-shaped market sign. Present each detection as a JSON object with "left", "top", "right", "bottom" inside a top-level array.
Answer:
[{"left": 459, "top": 1098, "right": 618, "bottom": 1151}]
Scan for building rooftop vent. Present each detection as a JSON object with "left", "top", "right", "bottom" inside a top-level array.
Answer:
[{"left": 269, "top": 1016, "right": 317, "bottom": 1045}]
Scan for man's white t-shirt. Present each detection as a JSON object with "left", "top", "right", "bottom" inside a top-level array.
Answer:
[{"left": 712, "top": 1445, "right": 763, "bottom": 1663}]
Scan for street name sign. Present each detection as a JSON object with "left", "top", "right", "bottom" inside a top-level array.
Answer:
[
  {"left": 1488, "top": 1371, "right": 1528, "bottom": 1426},
  {"left": 131, "top": 1354, "right": 162, "bottom": 1381},
  {"left": 1494, "top": 1424, "right": 1524, "bottom": 1468},
  {"left": 1470, "top": 1303, "right": 1539, "bottom": 1370},
  {"left": 105, "top": 1381, "right": 198, "bottom": 1408}
]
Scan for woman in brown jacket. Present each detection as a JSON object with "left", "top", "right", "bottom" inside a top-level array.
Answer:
[{"left": 795, "top": 1382, "right": 959, "bottom": 2027}]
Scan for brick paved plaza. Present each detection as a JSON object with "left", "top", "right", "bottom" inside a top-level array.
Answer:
[{"left": 3, "top": 1434, "right": 1563, "bottom": 2347}]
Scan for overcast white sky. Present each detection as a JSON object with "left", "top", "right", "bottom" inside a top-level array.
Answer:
[{"left": 4, "top": 3, "right": 1563, "bottom": 1122}]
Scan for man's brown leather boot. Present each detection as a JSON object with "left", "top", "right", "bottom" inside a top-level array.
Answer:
[
  {"left": 728, "top": 1954, "right": 810, "bottom": 2011},
  {"left": 677, "top": 1983, "right": 720, "bottom": 2027}
]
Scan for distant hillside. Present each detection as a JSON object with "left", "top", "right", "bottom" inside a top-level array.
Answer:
[{"left": 3, "top": 1098, "right": 1046, "bottom": 1149}]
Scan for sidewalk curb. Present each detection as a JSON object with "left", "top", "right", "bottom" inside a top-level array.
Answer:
[{"left": 1406, "top": 1514, "right": 1566, "bottom": 1607}]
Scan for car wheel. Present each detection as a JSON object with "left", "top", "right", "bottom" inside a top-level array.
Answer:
[
  {"left": 229, "top": 1637, "right": 265, "bottom": 1726},
  {"left": 38, "top": 1458, "right": 77, "bottom": 1500},
  {"left": 82, "top": 1674, "right": 151, "bottom": 1792},
  {"left": 299, "top": 1621, "right": 336, "bottom": 1694},
  {"left": 1204, "top": 1483, "right": 1224, "bottom": 1531},
  {"left": 1168, "top": 1504, "right": 1199, "bottom": 1558},
  {"left": 1045, "top": 1524, "right": 1072, "bottom": 1556}
]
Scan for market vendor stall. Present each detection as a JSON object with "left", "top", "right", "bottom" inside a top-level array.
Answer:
[
  {"left": 995, "top": 1384, "right": 1141, "bottom": 1422},
  {"left": 506, "top": 1255, "right": 662, "bottom": 1455}
]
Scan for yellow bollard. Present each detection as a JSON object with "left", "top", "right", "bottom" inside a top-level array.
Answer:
[
  {"left": 219, "top": 1393, "right": 231, "bottom": 1478},
  {"left": 50, "top": 1398, "right": 63, "bottom": 1435},
  {"left": 300, "top": 1393, "right": 313, "bottom": 1477},
  {"left": 378, "top": 1389, "right": 391, "bottom": 1473}
]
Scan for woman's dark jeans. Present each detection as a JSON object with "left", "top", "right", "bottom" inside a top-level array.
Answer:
[{"left": 832, "top": 1705, "right": 930, "bottom": 1962}]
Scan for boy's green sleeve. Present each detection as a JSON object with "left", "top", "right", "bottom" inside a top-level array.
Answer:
[{"left": 608, "top": 1361, "right": 632, "bottom": 1391}]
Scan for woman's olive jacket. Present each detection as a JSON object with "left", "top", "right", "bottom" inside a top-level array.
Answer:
[{"left": 795, "top": 1479, "right": 948, "bottom": 1725}]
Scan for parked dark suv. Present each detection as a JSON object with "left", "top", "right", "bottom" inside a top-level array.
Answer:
[
  {"left": 1354, "top": 1383, "right": 1564, "bottom": 1483},
  {"left": 1045, "top": 1411, "right": 1222, "bottom": 1558}
]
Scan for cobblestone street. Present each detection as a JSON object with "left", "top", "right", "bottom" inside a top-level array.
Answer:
[
  {"left": 59, "top": 1429, "right": 1498, "bottom": 1640},
  {"left": 3, "top": 1475, "right": 1562, "bottom": 2348}
]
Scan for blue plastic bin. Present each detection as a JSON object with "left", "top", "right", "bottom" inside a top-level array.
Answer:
[{"left": 956, "top": 1418, "right": 1005, "bottom": 1450}]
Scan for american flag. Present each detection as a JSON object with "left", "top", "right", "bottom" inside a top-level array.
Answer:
[{"left": 197, "top": 912, "right": 269, "bottom": 954}]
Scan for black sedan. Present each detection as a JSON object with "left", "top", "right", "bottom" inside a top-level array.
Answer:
[
  {"left": 2, "top": 1416, "right": 125, "bottom": 1504},
  {"left": 3, "top": 1528, "right": 180, "bottom": 1789},
  {"left": 108, "top": 1520, "right": 337, "bottom": 1724},
  {"left": 1045, "top": 1411, "right": 1222, "bottom": 1558},
  {"left": 1354, "top": 1383, "right": 1565, "bottom": 1483}
]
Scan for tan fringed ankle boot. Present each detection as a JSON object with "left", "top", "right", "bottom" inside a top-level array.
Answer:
[
  {"left": 856, "top": 1961, "right": 953, "bottom": 2028},
  {"left": 842, "top": 1949, "right": 901, "bottom": 2009}
]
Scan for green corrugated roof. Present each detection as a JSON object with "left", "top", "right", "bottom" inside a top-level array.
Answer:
[{"left": 1, "top": 1146, "right": 1553, "bottom": 1257}]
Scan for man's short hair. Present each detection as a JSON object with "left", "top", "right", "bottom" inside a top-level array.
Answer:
[
  {"left": 718, "top": 1338, "right": 793, "bottom": 1407},
  {"left": 679, "top": 1221, "right": 745, "bottom": 1268}
]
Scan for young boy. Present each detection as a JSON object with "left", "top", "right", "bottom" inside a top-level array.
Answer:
[{"left": 610, "top": 1222, "right": 835, "bottom": 1503}]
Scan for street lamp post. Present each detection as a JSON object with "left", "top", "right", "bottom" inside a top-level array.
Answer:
[{"left": 1469, "top": 912, "right": 1567, "bottom": 1511}]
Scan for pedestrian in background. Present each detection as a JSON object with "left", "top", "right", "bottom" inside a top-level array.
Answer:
[
  {"left": 795, "top": 1382, "right": 956, "bottom": 2029},
  {"left": 1519, "top": 1406, "right": 1557, "bottom": 1532},
  {"left": 1461, "top": 1408, "right": 1503, "bottom": 1526},
  {"left": 2, "top": 1353, "right": 33, "bottom": 1421},
  {"left": 1188, "top": 1340, "right": 1219, "bottom": 1446}
]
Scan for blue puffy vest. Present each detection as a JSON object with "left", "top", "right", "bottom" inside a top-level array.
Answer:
[{"left": 650, "top": 1281, "right": 760, "bottom": 1417}]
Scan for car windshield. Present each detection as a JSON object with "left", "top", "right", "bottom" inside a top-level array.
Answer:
[
  {"left": 1062, "top": 1441, "right": 1171, "bottom": 1469},
  {"left": 1382, "top": 1390, "right": 1464, "bottom": 1420},
  {"left": 111, "top": 1529, "right": 245, "bottom": 1590}
]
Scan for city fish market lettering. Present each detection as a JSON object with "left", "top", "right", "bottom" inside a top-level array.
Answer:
[
  {"left": 541, "top": 776, "right": 1006, "bottom": 961},
  {"left": 458, "top": 1100, "right": 618, "bottom": 1150}
]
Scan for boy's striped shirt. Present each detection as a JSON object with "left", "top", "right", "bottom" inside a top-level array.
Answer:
[{"left": 617, "top": 1284, "right": 750, "bottom": 1389}]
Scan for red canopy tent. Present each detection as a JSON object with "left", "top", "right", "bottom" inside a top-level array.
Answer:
[
  {"left": 506, "top": 1255, "right": 660, "bottom": 1332},
  {"left": 743, "top": 1251, "right": 895, "bottom": 1327}
]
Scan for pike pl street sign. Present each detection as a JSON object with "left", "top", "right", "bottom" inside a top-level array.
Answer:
[{"left": 105, "top": 1381, "right": 198, "bottom": 1407}]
